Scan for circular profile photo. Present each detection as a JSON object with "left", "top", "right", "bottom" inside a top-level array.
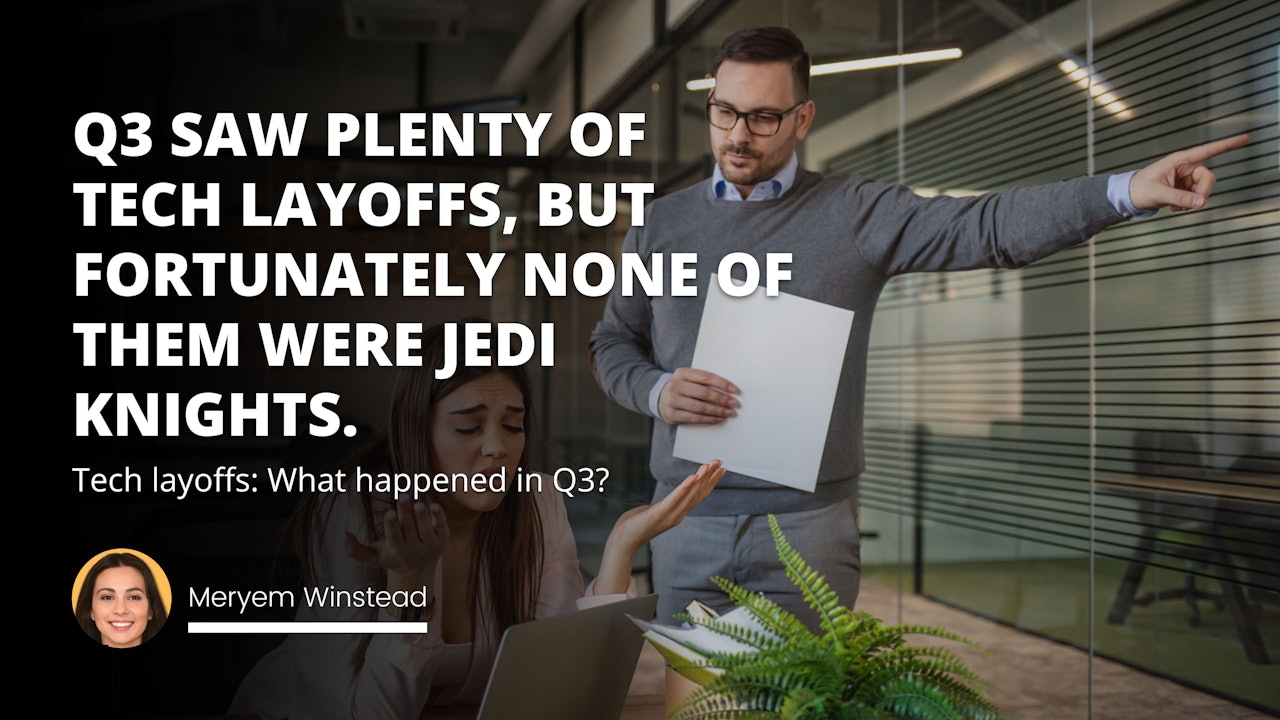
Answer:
[{"left": 72, "top": 548, "right": 172, "bottom": 648}]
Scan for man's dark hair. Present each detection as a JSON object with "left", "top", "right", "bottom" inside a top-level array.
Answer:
[{"left": 711, "top": 26, "right": 811, "bottom": 102}]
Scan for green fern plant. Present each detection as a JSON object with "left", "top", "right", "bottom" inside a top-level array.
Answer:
[{"left": 668, "top": 514, "right": 1008, "bottom": 720}]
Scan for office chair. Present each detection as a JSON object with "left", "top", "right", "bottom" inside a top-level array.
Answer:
[
  {"left": 1125, "top": 430, "right": 1225, "bottom": 627},
  {"left": 1109, "top": 436, "right": 1274, "bottom": 663}
]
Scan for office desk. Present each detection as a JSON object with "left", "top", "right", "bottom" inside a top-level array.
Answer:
[
  {"left": 1100, "top": 472, "right": 1278, "bottom": 664},
  {"left": 618, "top": 694, "right": 666, "bottom": 720},
  {"left": 423, "top": 695, "right": 666, "bottom": 720},
  {"left": 1098, "top": 473, "right": 1279, "bottom": 504}
]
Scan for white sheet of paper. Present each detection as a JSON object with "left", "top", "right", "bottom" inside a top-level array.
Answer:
[{"left": 673, "top": 275, "right": 854, "bottom": 492}]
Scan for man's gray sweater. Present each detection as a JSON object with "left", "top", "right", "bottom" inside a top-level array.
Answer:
[{"left": 589, "top": 168, "right": 1125, "bottom": 515}]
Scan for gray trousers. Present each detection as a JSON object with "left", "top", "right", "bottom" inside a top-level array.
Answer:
[{"left": 649, "top": 498, "right": 861, "bottom": 631}]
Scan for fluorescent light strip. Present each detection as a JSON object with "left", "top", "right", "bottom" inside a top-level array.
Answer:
[
  {"left": 1058, "top": 59, "right": 1133, "bottom": 120},
  {"left": 685, "top": 48, "right": 963, "bottom": 91},
  {"left": 811, "top": 48, "right": 963, "bottom": 76}
]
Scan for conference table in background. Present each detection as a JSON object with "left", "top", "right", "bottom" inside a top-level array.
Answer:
[{"left": 1100, "top": 471, "right": 1279, "bottom": 664}]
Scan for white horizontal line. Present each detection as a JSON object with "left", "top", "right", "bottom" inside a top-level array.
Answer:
[
  {"left": 187, "top": 622, "right": 429, "bottom": 634},
  {"left": 685, "top": 48, "right": 963, "bottom": 91},
  {"left": 811, "top": 48, "right": 963, "bottom": 76}
]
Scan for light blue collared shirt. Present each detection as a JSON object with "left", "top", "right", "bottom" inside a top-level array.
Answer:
[
  {"left": 647, "top": 161, "right": 1151, "bottom": 417},
  {"left": 1107, "top": 169, "right": 1153, "bottom": 219},
  {"left": 712, "top": 152, "right": 800, "bottom": 201}
]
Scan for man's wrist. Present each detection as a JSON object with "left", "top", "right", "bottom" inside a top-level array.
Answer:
[
  {"left": 649, "top": 372, "right": 672, "bottom": 418},
  {"left": 1107, "top": 170, "right": 1156, "bottom": 220}
]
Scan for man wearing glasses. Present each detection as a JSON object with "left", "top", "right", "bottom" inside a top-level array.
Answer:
[{"left": 589, "top": 25, "right": 1246, "bottom": 636}]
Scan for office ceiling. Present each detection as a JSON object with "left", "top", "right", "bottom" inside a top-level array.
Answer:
[{"left": 71, "top": 0, "right": 1077, "bottom": 129}]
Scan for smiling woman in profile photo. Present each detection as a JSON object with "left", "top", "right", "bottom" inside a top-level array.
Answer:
[{"left": 75, "top": 551, "right": 170, "bottom": 648}]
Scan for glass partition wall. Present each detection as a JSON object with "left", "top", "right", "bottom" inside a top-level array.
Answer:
[
  {"left": 538, "top": 0, "right": 1278, "bottom": 713},
  {"left": 843, "top": 0, "right": 1277, "bottom": 712}
]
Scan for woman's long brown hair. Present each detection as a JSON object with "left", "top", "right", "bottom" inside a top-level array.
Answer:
[{"left": 290, "top": 320, "right": 544, "bottom": 674}]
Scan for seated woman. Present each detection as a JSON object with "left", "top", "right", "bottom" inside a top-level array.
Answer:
[{"left": 230, "top": 319, "right": 723, "bottom": 719}]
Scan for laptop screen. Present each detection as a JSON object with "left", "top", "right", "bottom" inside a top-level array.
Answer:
[{"left": 472, "top": 593, "right": 660, "bottom": 720}]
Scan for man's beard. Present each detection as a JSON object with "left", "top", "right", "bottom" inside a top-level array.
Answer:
[{"left": 717, "top": 141, "right": 766, "bottom": 185}]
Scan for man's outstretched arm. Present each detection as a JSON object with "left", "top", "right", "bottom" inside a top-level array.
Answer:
[{"left": 854, "top": 133, "right": 1254, "bottom": 276}]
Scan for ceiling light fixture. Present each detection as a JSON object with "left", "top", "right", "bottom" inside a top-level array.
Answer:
[
  {"left": 1058, "top": 59, "right": 1133, "bottom": 120},
  {"left": 685, "top": 48, "right": 963, "bottom": 91}
]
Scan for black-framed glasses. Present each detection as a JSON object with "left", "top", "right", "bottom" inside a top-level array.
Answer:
[{"left": 705, "top": 98, "right": 805, "bottom": 136}]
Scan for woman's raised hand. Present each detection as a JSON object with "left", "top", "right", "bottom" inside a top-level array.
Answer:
[
  {"left": 613, "top": 459, "right": 725, "bottom": 549},
  {"left": 345, "top": 497, "right": 449, "bottom": 590},
  {"left": 593, "top": 460, "right": 726, "bottom": 595}
]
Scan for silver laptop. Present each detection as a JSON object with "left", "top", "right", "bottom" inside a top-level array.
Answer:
[{"left": 466, "top": 593, "right": 660, "bottom": 720}]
